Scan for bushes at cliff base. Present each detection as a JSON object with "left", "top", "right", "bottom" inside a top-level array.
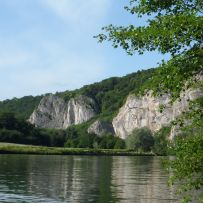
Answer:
[{"left": 126, "top": 127, "right": 154, "bottom": 152}]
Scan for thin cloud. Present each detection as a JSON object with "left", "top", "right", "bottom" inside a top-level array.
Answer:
[
  {"left": 1, "top": 0, "right": 167, "bottom": 101},
  {"left": 0, "top": 53, "right": 106, "bottom": 100},
  {"left": 0, "top": 52, "right": 31, "bottom": 70},
  {"left": 41, "top": 0, "right": 111, "bottom": 27}
]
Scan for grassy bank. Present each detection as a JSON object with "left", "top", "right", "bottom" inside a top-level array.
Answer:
[{"left": 0, "top": 143, "right": 155, "bottom": 156}]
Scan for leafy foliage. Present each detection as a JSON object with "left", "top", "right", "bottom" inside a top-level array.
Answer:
[
  {"left": 57, "top": 69, "right": 155, "bottom": 120},
  {"left": 0, "top": 112, "right": 125, "bottom": 149},
  {"left": 153, "top": 127, "right": 170, "bottom": 155},
  {"left": 0, "top": 96, "right": 42, "bottom": 119},
  {"left": 138, "top": 50, "right": 203, "bottom": 100},
  {"left": 96, "top": 0, "right": 203, "bottom": 100},
  {"left": 167, "top": 133, "right": 203, "bottom": 203},
  {"left": 64, "top": 125, "right": 125, "bottom": 149},
  {"left": 126, "top": 127, "right": 154, "bottom": 152},
  {"left": 96, "top": 0, "right": 202, "bottom": 56},
  {"left": 166, "top": 97, "right": 203, "bottom": 202}
]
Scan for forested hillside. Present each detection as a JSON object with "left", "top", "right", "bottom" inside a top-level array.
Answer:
[
  {"left": 0, "top": 68, "right": 155, "bottom": 120},
  {"left": 0, "top": 96, "right": 42, "bottom": 119},
  {"left": 0, "top": 68, "right": 156, "bottom": 150}
]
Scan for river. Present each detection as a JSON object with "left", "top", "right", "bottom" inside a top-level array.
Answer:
[{"left": 0, "top": 155, "right": 178, "bottom": 203}]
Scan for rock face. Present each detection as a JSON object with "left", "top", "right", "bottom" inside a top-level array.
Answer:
[
  {"left": 87, "top": 120, "right": 115, "bottom": 136},
  {"left": 29, "top": 94, "right": 98, "bottom": 129},
  {"left": 112, "top": 88, "right": 203, "bottom": 139}
]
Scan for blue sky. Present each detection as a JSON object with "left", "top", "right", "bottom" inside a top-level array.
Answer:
[{"left": 0, "top": 0, "right": 170, "bottom": 101}]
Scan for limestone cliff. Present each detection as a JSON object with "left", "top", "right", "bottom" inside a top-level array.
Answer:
[
  {"left": 112, "top": 88, "right": 203, "bottom": 139},
  {"left": 87, "top": 120, "right": 115, "bottom": 136},
  {"left": 29, "top": 94, "right": 98, "bottom": 129}
]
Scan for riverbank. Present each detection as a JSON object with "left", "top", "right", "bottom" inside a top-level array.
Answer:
[{"left": 0, "top": 143, "right": 155, "bottom": 156}]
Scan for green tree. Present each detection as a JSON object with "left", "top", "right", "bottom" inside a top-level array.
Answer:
[
  {"left": 0, "top": 129, "right": 23, "bottom": 143},
  {"left": 166, "top": 97, "right": 203, "bottom": 202},
  {"left": 126, "top": 128, "right": 154, "bottom": 152},
  {"left": 0, "top": 112, "right": 17, "bottom": 130},
  {"left": 114, "top": 138, "right": 125, "bottom": 149},
  {"left": 0, "top": 96, "right": 42, "bottom": 119},
  {"left": 77, "top": 134, "right": 96, "bottom": 148},
  {"left": 167, "top": 133, "right": 203, "bottom": 203},
  {"left": 96, "top": 0, "right": 203, "bottom": 201},
  {"left": 64, "top": 127, "right": 79, "bottom": 148},
  {"left": 96, "top": 0, "right": 202, "bottom": 56},
  {"left": 153, "top": 127, "right": 170, "bottom": 155},
  {"left": 96, "top": 0, "right": 202, "bottom": 99}
]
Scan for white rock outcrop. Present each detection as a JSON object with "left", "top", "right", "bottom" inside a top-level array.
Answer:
[
  {"left": 87, "top": 120, "right": 115, "bottom": 136},
  {"left": 112, "top": 88, "right": 203, "bottom": 139},
  {"left": 29, "top": 94, "right": 98, "bottom": 129}
]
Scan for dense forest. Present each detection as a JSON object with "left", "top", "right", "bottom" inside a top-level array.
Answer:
[
  {"left": 0, "top": 96, "right": 42, "bottom": 119},
  {"left": 0, "top": 64, "right": 201, "bottom": 156},
  {"left": 0, "top": 67, "right": 170, "bottom": 153},
  {"left": 0, "top": 111, "right": 170, "bottom": 154},
  {"left": 0, "top": 112, "right": 126, "bottom": 149},
  {"left": 0, "top": 68, "right": 155, "bottom": 120}
]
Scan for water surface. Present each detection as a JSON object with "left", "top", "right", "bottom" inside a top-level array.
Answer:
[{"left": 0, "top": 155, "right": 178, "bottom": 203}]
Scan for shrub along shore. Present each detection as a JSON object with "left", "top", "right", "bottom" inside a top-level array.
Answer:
[{"left": 0, "top": 143, "right": 155, "bottom": 156}]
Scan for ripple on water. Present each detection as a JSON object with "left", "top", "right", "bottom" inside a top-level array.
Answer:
[{"left": 0, "top": 155, "right": 181, "bottom": 203}]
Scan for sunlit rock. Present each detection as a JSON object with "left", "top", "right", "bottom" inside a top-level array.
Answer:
[{"left": 29, "top": 94, "right": 98, "bottom": 129}]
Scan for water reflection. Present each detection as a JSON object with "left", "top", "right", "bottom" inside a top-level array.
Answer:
[
  {"left": 0, "top": 155, "right": 178, "bottom": 203},
  {"left": 111, "top": 156, "right": 177, "bottom": 203}
]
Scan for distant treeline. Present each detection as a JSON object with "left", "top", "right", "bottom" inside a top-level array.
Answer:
[
  {"left": 0, "top": 96, "right": 42, "bottom": 119},
  {"left": 0, "top": 68, "right": 173, "bottom": 154},
  {"left": 0, "top": 112, "right": 170, "bottom": 154},
  {"left": 0, "top": 112, "right": 125, "bottom": 149}
]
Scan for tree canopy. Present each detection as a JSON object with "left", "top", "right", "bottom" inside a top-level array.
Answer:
[
  {"left": 126, "top": 127, "right": 154, "bottom": 152},
  {"left": 97, "top": 0, "right": 202, "bottom": 56},
  {"left": 96, "top": 0, "right": 203, "bottom": 100}
]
